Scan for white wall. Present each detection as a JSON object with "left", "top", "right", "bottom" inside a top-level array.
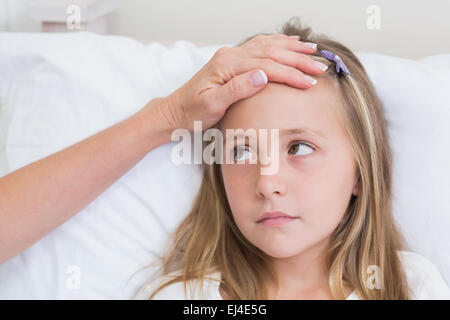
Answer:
[
  {"left": 1, "top": 0, "right": 450, "bottom": 59},
  {"left": 108, "top": 0, "right": 450, "bottom": 59},
  {"left": 0, "top": 0, "right": 40, "bottom": 31},
  {"left": 0, "top": 0, "right": 7, "bottom": 30}
]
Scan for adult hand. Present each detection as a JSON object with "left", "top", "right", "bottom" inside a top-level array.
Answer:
[{"left": 158, "top": 33, "right": 328, "bottom": 132}]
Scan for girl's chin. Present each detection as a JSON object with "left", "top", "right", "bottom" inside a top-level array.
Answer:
[{"left": 261, "top": 246, "right": 304, "bottom": 259}]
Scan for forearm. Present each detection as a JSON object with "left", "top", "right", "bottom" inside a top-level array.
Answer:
[{"left": 0, "top": 97, "right": 172, "bottom": 263}]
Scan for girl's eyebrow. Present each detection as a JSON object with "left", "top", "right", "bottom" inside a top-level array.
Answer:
[
  {"left": 222, "top": 127, "right": 325, "bottom": 145},
  {"left": 280, "top": 128, "right": 325, "bottom": 139}
]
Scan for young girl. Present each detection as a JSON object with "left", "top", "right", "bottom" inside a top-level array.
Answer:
[{"left": 134, "top": 18, "right": 450, "bottom": 300}]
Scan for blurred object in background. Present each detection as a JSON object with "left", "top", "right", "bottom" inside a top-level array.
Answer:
[
  {"left": 27, "top": 0, "right": 118, "bottom": 34},
  {"left": 0, "top": 0, "right": 449, "bottom": 61}
]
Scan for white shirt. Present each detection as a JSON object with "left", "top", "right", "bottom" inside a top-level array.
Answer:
[{"left": 134, "top": 250, "right": 450, "bottom": 300}]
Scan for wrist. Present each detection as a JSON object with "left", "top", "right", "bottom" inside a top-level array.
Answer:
[{"left": 134, "top": 97, "right": 174, "bottom": 149}]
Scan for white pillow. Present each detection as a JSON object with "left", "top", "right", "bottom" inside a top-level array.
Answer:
[
  {"left": 0, "top": 32, "right": 224, "bottom": 299},
  {"left": 357, "top": 52, "right": 450, "bottom": 283},
  {"left": 0, "top": 32, "right": 448, "bottom": 298}
]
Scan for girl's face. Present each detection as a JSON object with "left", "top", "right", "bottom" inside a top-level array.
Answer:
[{"left": 220, "top": 80, "right": 359, "bottom": 258}]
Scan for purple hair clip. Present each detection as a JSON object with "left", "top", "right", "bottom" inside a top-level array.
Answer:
[{"left": 319, "top": 49, "right": 351, "bottom": 76}]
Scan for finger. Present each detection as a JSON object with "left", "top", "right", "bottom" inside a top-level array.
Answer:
[
  {"left": 250, "top": 33, "right": 300, "bottom": 42},
  {"left": 228, "top": 56, "right": 318, "bottom": 89},
  {"left": 256, "top": 58, "right": 318, "bottom": 88},
  {"left": 255, "top": 33, "right": 290, "bottom": 40},
  {"left": 214, "top": 69, "right": 269, "bottom": 108},
  {"left": 238, "top": 38, "right": 324, "bottom": 75},
  {"left": 274, "top": 33, "right": 301, "bottom": 40},
  {"left": 247, "top": 45, "right": 328, "bottom": 75},
  {"left": 242, "top": 36, "right": 317, "bottom": 55},
  {"left": 272, "top": 33, "right": 290, "bottom": 39}
]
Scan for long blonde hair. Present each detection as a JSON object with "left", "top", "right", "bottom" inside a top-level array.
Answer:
[{"left": 146, "top": 17, "right": 410, "bottom": 300}]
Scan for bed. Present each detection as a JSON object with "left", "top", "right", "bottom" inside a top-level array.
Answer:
[{"left": 0, "top": 31, "right": 449, "bottom": 299}]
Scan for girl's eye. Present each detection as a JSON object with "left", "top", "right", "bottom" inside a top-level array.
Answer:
[
  {"left": 288, "top": 141, "right": 314, "bottom": 156},
  {"left": 232, "top": 142, "right": 314, "bottom": 161},
  {"left": 233, "top": 146, "right": 252, "bottom": 161}
]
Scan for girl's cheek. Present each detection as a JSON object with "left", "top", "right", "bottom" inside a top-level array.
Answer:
[
  {"left": 223, "top": 164, "right": 255, "bottom": 184},
  {"left": 286, "top": 155, "right": 317, "bottom": 172}
]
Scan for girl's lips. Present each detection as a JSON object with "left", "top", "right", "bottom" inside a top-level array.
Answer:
[
  {"left": 257, "top": 211, "right": 298, "bottom": 223},
  {"left": 259, "top": 216, "right": 299, "bottom": 227}
]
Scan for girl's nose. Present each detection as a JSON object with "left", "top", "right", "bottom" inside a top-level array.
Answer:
[{"left": 255, "top": 171, "right": 287, "bottom": 199}]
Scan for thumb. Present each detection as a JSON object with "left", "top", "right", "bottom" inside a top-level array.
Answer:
[{"left": 215, "top": 69, "right": 268, "bottom": 108}]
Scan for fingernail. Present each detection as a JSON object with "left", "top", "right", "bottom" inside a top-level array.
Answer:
[
  {"left": 303, "top": 42, "right": 317, "bottom": 50},
  {"left": 314, "top": 61, "right": 328, "bottom": 71},
  {"left": 250, "top": 69, "right": 268, "bottom": 87},
  {"left": 304, "top": 75, "right": 317, "bottom": 85}
]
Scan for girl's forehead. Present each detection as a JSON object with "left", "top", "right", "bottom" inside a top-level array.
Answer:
[{"left": 220, "top": 81, "right": 345, "bottom": 138}]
